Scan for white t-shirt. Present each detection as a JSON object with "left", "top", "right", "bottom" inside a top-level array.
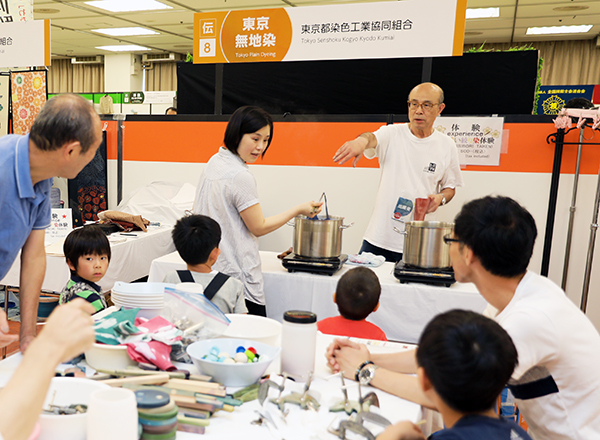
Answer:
[
  {"left": 193, "top": 148, "right": 264, "bottom": 305},
  {"left": 487, "top": 271, "right": 600, "bottom": 440},
  {"left": 364, "top": 123, "right": 463, "bottom": 253}
]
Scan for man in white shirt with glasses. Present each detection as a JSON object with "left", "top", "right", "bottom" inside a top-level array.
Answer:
[{"left": 333, "top": 82, "right": 463, "bottom": 262}]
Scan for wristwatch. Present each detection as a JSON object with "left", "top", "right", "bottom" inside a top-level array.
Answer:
[
  {"left": 439, "top": 193, "right": 447, "bottom": 206},
  {"left": 355, "top": 361, "right": 379, "bottom": 385}
]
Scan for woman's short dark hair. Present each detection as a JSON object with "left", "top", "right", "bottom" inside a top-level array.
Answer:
[
  {"left": 454, "top": 196, "right": 537, "bottom": 277},
  {"left": 416, "top": 309, "right": 518, "bottom": 413},
  {"left": 172, "top": 215, "right": 221, "bottom": 266},
  {"left": 63, "top": 225, "right": 111, "bottom": 273},
  {"left": 335, "top": 267, "right": 381, "bottom": 320},
  {"left": 30, "top": 94, "right": 98, "bottom": 153},
  {"left": 223, "top": 106, "right": 273, "bottom": 157}
]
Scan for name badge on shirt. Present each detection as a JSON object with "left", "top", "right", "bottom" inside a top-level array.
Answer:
[{"left": 392, "top": 196, "right": 413, "bottom": 221}]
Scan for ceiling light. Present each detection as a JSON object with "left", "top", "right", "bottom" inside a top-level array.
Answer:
[
  {"left": 553, "top": 6, "right": 589, "bottom": 12},
  {"left": 466, "top": 8, "right": 499, "bottom": 19},
  {"left": 85, "top": 0, "right": 172, "bottom": 13},
  {"left": 96, "top": 45, "right": 150, "bottom": 52},
  {"left": 34, "top": 8, "right": 60, "bottom": 13},
  {"left": 526, "top": 25, "right": 593, "bottom": 35},
  {"left": 93, "top": 27, "right": 159, "bottom": 36}
]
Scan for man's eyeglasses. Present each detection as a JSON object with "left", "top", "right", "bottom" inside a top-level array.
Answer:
[
  {"left": 443, "top": 234, "right": 461, "bottom": 245},
  {"left": 407, "top": 101, "right": 439, "bottom": 111}
]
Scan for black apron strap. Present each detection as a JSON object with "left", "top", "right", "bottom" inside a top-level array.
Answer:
[
  {"left": 176, "top": 270, "right": 195, "bottom": 283},
  {"left": 203, "top": 272, "right": 230, "bottom": 301}
]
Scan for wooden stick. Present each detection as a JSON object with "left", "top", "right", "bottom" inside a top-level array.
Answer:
[
  {"left": 166, "top": 378, "right": 223, "bottom": 390},
  {"left": 100, "top": 373, "right": 170, "bottom": 387}
]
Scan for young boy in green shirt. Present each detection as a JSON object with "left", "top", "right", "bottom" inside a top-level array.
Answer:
[{"left": 59, "top": 225, "right": 110, "bottom": 313}]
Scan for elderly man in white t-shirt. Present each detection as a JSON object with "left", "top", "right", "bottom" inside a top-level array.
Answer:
[{"left": 333, "top": 82, "right": 463, "bottom": 262}]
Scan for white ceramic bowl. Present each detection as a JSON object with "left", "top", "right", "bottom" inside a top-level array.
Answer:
[
  {"left": 38, "top": 377, "right": 110, "bottom": 440},
  {"left": 222, "top": 314, "right": 282, "bottom": 347},
  {"left": 187, "top": 338, "right": 281, "bottom": 387},
  {"left": 84, "top": 343, "right": 136, "bottom": 371}
]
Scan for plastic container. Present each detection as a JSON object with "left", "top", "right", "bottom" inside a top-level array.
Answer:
[
  {"left": 84, "top": 343, "right": 136, "bottom": 371},
  {"left": 187, "top": 338, "right": 281, "bottom": 387},
  {"left": 221, "top": 314, "right": 282, "bottom": 347},
  {"left": 38, "top": 377, "right": 110, "bottom": 440},
  {"left": 280, "top": 310, "right": 317, "bottom": 382}
]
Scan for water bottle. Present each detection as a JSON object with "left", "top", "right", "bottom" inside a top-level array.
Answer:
[{"left": 280, "top": 310, "right": 317, "bottom": 382}]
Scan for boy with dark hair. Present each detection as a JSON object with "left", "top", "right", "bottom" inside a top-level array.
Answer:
[
  {"left": 317, "top": 267, "right": 387, "bottom": 341},
  {"left": 163, "top": 215, "right": 247, "bottom": 314},
  {"left": 60, "top": 225, "right": 110, "bottom": 313},
  {"left": 377, "top": 310, "right": 531, "bottom": 440}
]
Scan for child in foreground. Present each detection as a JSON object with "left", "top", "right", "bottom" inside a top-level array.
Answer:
[
  {"left": 60, "top": 225, "right": 109, "bottom": 313},
  {"left": 376, "top": 310, "right": 531, "bottom": 440},
  {"left": 317, "top": 267, "right": 387, "bottom": 341},
  {"left": 163, "top": 214, "right": 247, "bottom": 314}
]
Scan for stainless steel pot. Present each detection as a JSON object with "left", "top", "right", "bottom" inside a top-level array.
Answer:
[
  {"left": 396, "top": 221, "right": 454, "bottom": 269},
  {"left": 291, "top": 215, "right": 353, "bottom": 259}
]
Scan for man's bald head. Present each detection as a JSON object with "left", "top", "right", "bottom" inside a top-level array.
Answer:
[{"left": 409, "top": 82, "right": 444, "bottom": 105}]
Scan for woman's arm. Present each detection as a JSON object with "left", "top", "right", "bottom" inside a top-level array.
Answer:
[{"left": 240, "top": 201, "right": 321, "bottom": 237}]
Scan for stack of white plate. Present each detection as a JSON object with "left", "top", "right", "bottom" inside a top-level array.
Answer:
[{"left": 111, "top": 282, "right": 175, "bottom": 319}]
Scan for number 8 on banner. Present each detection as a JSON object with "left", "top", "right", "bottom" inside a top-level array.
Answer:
[{"left": 199, "top": 38, "right": 216, "bottom": 57}]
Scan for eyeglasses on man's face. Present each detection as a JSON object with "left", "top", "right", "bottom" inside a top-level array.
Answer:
[
  {"left": 443, "top": 234, "right": 461, "bottom": 245},
  {"left": 407, "top": 100, "right": 440, "bottom": 111}
]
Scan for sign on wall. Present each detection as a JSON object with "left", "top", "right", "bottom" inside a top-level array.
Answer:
[
  {"left": 536, "top": 85, "right": 595, "bottom": 115},
  {"left": 4, "top": 0, "right": 33, "bottom": 22},
  {"left": 0, "top": 19, "right": 50, "bottom": 68},
  {"left": 194, "top": 0, "right": 466, "bottom": 64},
  {"left": 435, "top": 116, "right": 505, "bottom": 166},
  {"left": 45, "top": 208, "right": 73, "bottom": 246}
]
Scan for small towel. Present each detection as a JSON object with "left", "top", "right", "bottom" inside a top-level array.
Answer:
[
  {"left": 346, "top": 252, "right": 386, "bottom": 268},
  {"left": 97, "top": 210, "right": 150, "bottom": 232}
]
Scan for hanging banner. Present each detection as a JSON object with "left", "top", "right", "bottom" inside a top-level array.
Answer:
[
  {"left": 0, "top": 75, "right": 8, "bottom": 136},
  {"left": 194, "top": 0, "right": 466, "bottom": 64},
  {"left": 11, "top": 70, "right": 47, "bottom": 134},
  {"left": 3, "top": 0, "right": 34, "bottom": 22},
  {"left": 435, "top": 116, "right": 505, "bottom": 166},
  {"left": 0, "top": 19, "right": 51, "bottom": 67}
]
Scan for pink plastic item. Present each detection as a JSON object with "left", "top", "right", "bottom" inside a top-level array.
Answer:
[{"left": 414, "top": 198, "right": 430, "bottom": 221}]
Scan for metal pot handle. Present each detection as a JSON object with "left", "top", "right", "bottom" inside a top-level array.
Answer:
[
  {"left": 340, "top": 222, "right": 354, "bottom": 230},
  {"left": 393, "top": 227, "right": 407, "bottom": 235},
  {"left": 286, "top": 221, "right": 295, "bottom": 227}
]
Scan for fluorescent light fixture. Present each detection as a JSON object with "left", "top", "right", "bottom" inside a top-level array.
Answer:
[
  {"left": 93, "top": 27, "right": 158, "bottom": 36},
  {"left": 96, "top": 45, "right": 150, "bottom": 52},
  {"left": 85, "top": 0, "right": 171, "bottom": 13},
  {"left": 466, "top": 8, "right": 499, "bottom": 19},
  {"left": 526, "top": 25, "right": 593, "bottom": 35}
]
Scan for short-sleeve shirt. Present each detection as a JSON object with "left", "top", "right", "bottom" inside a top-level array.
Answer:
[
  {"left": 193, "top": 147, "right": 264, "bottom": 304},
  {"left": 363, "top": 123, "right": 463, "bottom": 253},
  {"left": 0, "top": 134, "right": 52, "bottom": 279},
  {"left": 163, "top": 269, "right": 248, "bottom": 314},
  {"left": 429, "top": 414, "right": 531, "bottom": 439},
  {"left": 317, "top": 316, "right": 387, "bottom": 341},
  {"left": 485, "top": 271, "right": 600, "bottom": 440},
  {"left": 59, "top": 275, "right": 107, "bottom": 313}
]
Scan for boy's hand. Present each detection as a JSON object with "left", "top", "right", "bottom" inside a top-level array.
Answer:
[{"left": 376, "top": 421, "right": 426, "bottom": 440}]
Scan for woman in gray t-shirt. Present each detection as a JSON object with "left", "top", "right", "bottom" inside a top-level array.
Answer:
[{"left": 193, "top": 106, "right": 321, "bottom": 316}]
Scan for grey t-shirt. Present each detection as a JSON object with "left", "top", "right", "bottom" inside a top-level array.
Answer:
[{"left": 163, "top": 269, "right": 248, "bottom": 314}]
